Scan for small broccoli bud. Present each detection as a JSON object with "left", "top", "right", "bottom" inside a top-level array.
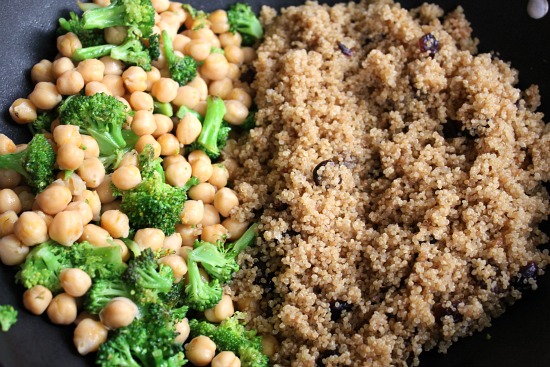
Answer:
[{"left": 0, "top": 305, "right": 18, "bottom": 332}]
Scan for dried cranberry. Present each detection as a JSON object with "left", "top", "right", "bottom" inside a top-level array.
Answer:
[
  {"left": 329, "top": 301, "right": 353, "bottom": 321},
  {"left": 512, "top": 261, "right": 538, "bottom": 291},
  {"left": 337, "top": 41, "right": 353, "bottom": 56},
  {"left": 433, "top": 300, "right": 462, "bottom": 324},
  {"left": 419, "top": 33, "right": 440, "bottom": 57},
  {"left": 312, "top": 159, "right": 342, "bottom": 188}
]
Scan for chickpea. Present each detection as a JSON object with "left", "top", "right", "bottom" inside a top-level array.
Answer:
[
  {"left": 235, "top": 296, "right": 259, "bottom": 313},
  {"left": 84, "top": 81, "right": 110, "bottom": 96},
  {"left": 31, "top": 59, "right": 55, "bottom": 83},
  {"left": 13, "top": 211, "right": 48, "bottom": 246},
  {"left": 173, "top": 85, "right": 200, "bottom": 109},
  {"left": 78, "top": 157, "right": 106, "bottom": 188},
  {"left": 135, "top": 135, "right": 162, "bottom": 157},
  {"left": 205, "top": 294, "right": 234, "bottom": 323},
  {"left": 176, "top": 113, "right": 202, "bottom": 145},
  {"left": 226, "top": 63, "right": 241, "bottom": 81},
  {"left": 73, "top": 318, "right": 108, "bottom": 355},
  {"left": 227, "top": 88, "right": 252, "bottom": 109},
  {"left": 209, "top": 10, "right": 230, "bottom": 34},
  {"left": 100, "top": 297, "right": 139, "bottom": 330},
  {"left": 48, "top": 293, "right": 78, "bottom": 325},
  {"left": 35, "top": 184, "right": 71, "bottom": 215},
  {"left": 93, "top": 0, "right": 111, "bottom": 6},
  {"left": 130, "top": 91, "right": 154, "bottom": 111},
  {"left": 222, "top": 218, "right": 249, "bottom": 241},
  {"left": 174, "top": 318, "right": 190, "bottom": 344},
  {"left": 163, "top": 232, "right": 182, "bottom": 252},
  {"left": 262, "top": 334, "right": 279, "bottom": 357},
  {"left": 173, "top": 34, "right": 191, "bottom": 53},
  {"left": 17, "top": 190, "right": 33, "bottom": 212},
  {"left": 152, "top": 0, "right": 170, "bottom": 12},
  {"left": 175, "top": 224, "right": 199, "bottom": 247},
  {"left": 101, "top": 200, "right": 121, "bottom": 213},
  {"left": 185, "top": 336, "right": 217, "bottom": 366},
  {"left": 178, "top": 245, "right": 194, "bottom": 260},
  {"left": 32, "top": 210, "right": 53, "bottom": 228},
  {"left": 163, "top": 154, "right": 186, "bottom": 169},
  {"left": 191, "top": 160, "right": 214, "bottom": 183},
  {"left": 145, "top": 66, "right": 161, "bottom": 91},
  {"left": 101, "top": 74, "right": 125, "bottom": 96},
  {"left": 185, "top": 39, "right": 211, "bottom": 62},
  {"left": 200, "top": 54, "right": 229, "bottom": 81},
  {"left": 151, "top": 77, "right": 179, "bottom": 103},
  {"left": 159, "top": 254, "right": 188, "bottom": 282},
  {"left": 219, "top": 32, "right": 242, "bottom": 48},
  {"left": 157, "top": 133, "right": 180, "bottom": 156},
  {"left": 104, "top": 26, "right": 128, "bottom": 45},
  {"left": 77, "top": 59, "right": 105, "bottom": 84},
  {"left": 214, "top": 188, "right": 239, "bottom": 217},
  {"left": 201, "top": 224, "right": 228, "bottom": 244},
  {"left": 168, "top": 2, "right": 186, "bottom": 23},
  {"left": 80, "top": 224, "right": 112, "bottom": 247},
  {"left": 53, "top": 124, "right": 81, "bottom": 147},
  {"left": 111, "top": 165, "right": 142, "bottom": 191},
  {"left": 201, "top": 204, "right": 221, "bottom": 227},
  {"left": 131, "top": 110, "right": 157, "bottom": 136},
  {"left": 49, "top": 211, "right": 85, "bottom": 246},
  {"left": 224, "top": 100, "right": 249, "bottom": 125},
  {"left": 211, "top": 352, "right": 241, "bottom": 367},
  {"left": 100, "top": 210, "right": 130, "bottom": 238},
  {"left": 57, "top": 144, "right": 85, "bottom": 171},
  {"left": 57, "top": 32, "right": 82, "bottom": 57},
  {"left": 74, "top": 190, "right": 101, "bottom": 221},
  {"left": 0, "top": 234, "right": 29, "bottom": 265},
  {"left": 80, "top": 135, "right": 100, "bottom": 159},
  {"left": 153, "top": 114, "right": 174, "bottom": 137},
  {"left": 0, "top": 189, "right": 21, "bottom": 214},
  {"left": 134, "top": 228, "right": 165, "bottom": 251},
  {"left": 9, "top": 98, "right": 37, "bottom": 124},
  {"left": 189, "top": 182, "right": 216, "bottom": 204},
  {"left": 187, "top": 77, "right": 208, "bottom": 101},
  {"left": 29, "top": 82, "right": 62, "bottom": 110},
  {"left": 118, "top": 150, "right": 139, "bottom": 167},
  {"left": 0, "top": 170, "right": 21, "bottom": 189},
  {"left": 209, "top": 78, "right": 233, "bottom": 99},
  {"left": 100, "top": 56, "right": 124, "bottom": 75},
  {"left": 57, "top": 70, "right": 85, "bottom": 95},
  {"left": 207, "top": 164, "right": 229, "bottom": 189},
  {"left": 165, "top": 160, "right": 192, "bottom": 188},
  {"left": 122, "top": 66, "right": 148, "bottom": 93},
  {"left": 0, "top": 211, "right": 18, "bottom": 237},
  {"left": 241, "top": 47, "right": 257, "bottom": 64},
  {"left": 180, "top": 200, "right": 204, "bottom": 226},
  {"left": 60, "top": 268, "right": 92, "bottom": 297},
  {"left": 66, "top": 201, "right": 94, "bottom": 226},
  {"left": 159, "top": 10, "right": 180, "bottom": 28},
  {"left": 187, "top": 150, "right": 211, "bottom": 164},
  {"left": 23, "top": 285, "right": 53, "bottom": 315},
  {"left": 0, "top": 134, "right": 16, "bottom": 154},
  {"left": 224, "top": 45, "right": 244, "bottom": 65},
  {"left": 110, "top": 238, "right": 130, "bottom": 262},
  {"left": 52, "top": 57, "right": 75, "bottom": 79}
]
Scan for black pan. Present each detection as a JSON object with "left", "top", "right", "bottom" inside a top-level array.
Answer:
[{"left": 0, "top": 1, "right": 549, "bottom": 366}]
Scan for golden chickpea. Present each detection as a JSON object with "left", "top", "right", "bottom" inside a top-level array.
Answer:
[
  {"left": 226, "top": 63, "right": 241, "bottom": 81},
  {"left": 168, "top": 2, "right": 186, "bottom": 22},
  {"left": 173, "top": 85, "right": 200, "bottom": 109},
  {"left": 31, "top": 59, "right": 55, "bottom": 83},
  {"left": 151, "top": 78, "right": 179, "bottom": 103},
  {"left": 187, "top": 77, "right": 209, "bottom": 101},
  {"left": 57, "top": 70, "right": 85, "bottom": 95},
  {"left": 207, "top": 164, "right": 229, "bottom": 189},
  {"left": 101, "top": 74, "right": 125, "bottom": 96},
  {"left": 214, "top": 188, "right": 239, "bottom": 217},
  {"left": 134, "top": 228, "right": 165, "bottom": 251},
  {"left": 131, "top": 110, "right": 157, "bottom": 136},
  {"left": 77, "top": 58, "right": 105, "bottom": 83},
  {"left": 0, "top": 234, "right": 29, "bottom": 265},
  {"left": 0, "top": 134, "right": 16, "bottom": 154},
  {"left": 178, "top": 245, "right": 194, "bottom": 260},
  {"left": 163, "top": 154, "right": 186, "bottom": 169},
  {"left": 176, "top": 113, "right": 202, "bottom": 145},
  {"left": 66, "top": 201, "right": 94, "bottom": 226},
  {"left": 111, "top": 238, "right": 130, "bottom": 262},
  {"left": 80, "top": 224, "right": 111, "bottom": 247},
  {"left": 74, "top": 190, "right": 101, "bottom": 221},
  {"left": 191, "top": 160, "right": 214, "bottom": 183},
  {"left": 224, "top": 45, "right": 244, "bottom": 65},
  {"left": 104, "top": 26, "right": 128, "bottom": 45},
  {"left": 241, "top": 47, "right": 257, "bottom": 64},
  {"left": 235, "top": 296, "right": 259, "bottom": 313},
  {"left": 80, "top": 135, "right": 100, "bottom": 159},
  {"left": 0, "top": 211, "right": 18, "bottom": 237},
  {"left": 201, "top": 224, "right": 228, "bottom": 244},
  {"left": 35, "top": 184, "right": 72, "bottom": 215},
  {"left": 73, "top": 318, "right": 108, "bottom": 355},
  {"left": 152, "top": 0, "right": 170, "bottom": 12},
  {"left": 227, "top": 88, "right": 252, "bottom": 109},
  {"left": 185, "top": 336, "right": 217, "bottom": 366},
  {"left": 262, "top": 334, "right": 279, "bottom": 357},
  {"left": 165, "top": 160, "right": 192, "bottom": 188},
  {"left": 0, "top": 170, "right": 21, "bottom": 189},
  {"left": 174, "top": 318, "right": 190, "bottom": 344},
  {"left": 100, "top": 56, "right": 124, "bottom": 75},
  {"left": 159, "top": 10, "right": 180, "bottom": 28},
  {"left": 93, "top": 0, "right": 111, "bottom": 6},
  {"left": 209, "top": 78, "right": 233, "bottom": 99},
  {"left": 153, "top": 114, "right": 174, "bottom": 137},
  {"left": 32, "top": 210, "right": 53, "bottom": 228},
  {"left": 135, "top": 135, "right": 162, "bottom": 157},
  {"left": 180, "top": 200, "right": 204, "bottom": 226},
  {"left": 189, "top": 182, "right": 216, "bottom": 204},
  {"left": 122, "top": 66, "right": 148, "bottom": 93},
  {"left": 61, "top": 174, "right": 86, "bottom": 196},
  {"left": 77, "top": 157, "right": 106, "bottom": 188},
  {"left": 200, "top": 53, "right": 229, "bottom": 81},
  {"left": 57, "top": 144, "right": 85, "bottom": 171},
  {"left": 100, "top": 297, "right": 139, "bottom": 330},
  {"left": 48, "top": 293, "right": 78, "bottom": 325},
  {"left": 53, "top": 125, "right": 82, "bottom": 147},
  {"left": 185, "top": 39, "right": 211, "bottom": 62},
  {"left": 159, "top": 254, "right": 188, "bottom": 282},
  {"left": 9, "top": 98, "right": 37, "bottom": 124},
  {"left": 201, "top": 204, "right": 221, "bottom": 227},
  {"left": 145, "top": 66, "right": 161, "bottom": 91},
  {"left": 224, "top": 100, "right": 249, "bottom": 125},
  {"left": 211, "top": 351, "right": 241, "bottom": 367},
  {"left": 111, "top": 165, "right": 142, "bottom": 191},
  {"left": 29, "top": 82, "right": 62, "bottom": 110},
  {"left": 52, "top": 57, "right": 75, "bottom": 79},
  {"left": 163, "top": 232, "right": 182, "bottom": 252},
  {"left": 222, "top": 218, "right": 249, "bottom": 241},
  {"left": 49, "top": 211, "right": 84, "bottom": 246},
  {"left": 219, "top": 32, "right": 242, "bottom": 48},
  {"left": 209, "top": 10, "right": 230, "bottom": 34},
  {"left": 23, "top": 285, "right": 53, "bottom": 315},
  {"left": 118, "top": 150, "right": 138, "bottom": 167},
  {"left": 175, "top": 224, "right": 198, "bottom": 247},
  {"left": 173, "top": 34, "right": 191, "bottom": 54},
  {"left": 60, "top": 268, "right": 92, "bottom": 297},
  {"left": 100, "top": 210, "right": 130, "bottom": 238},
  {"left": 157, "top": 133, "right": 180, "bottom": 156},
  {"left": 57, "top": 32, "right": 82, "bottom": 58},
  {"left": 0, "top": 189, "right": 21, "bottom": 214},
  {"left": 130, "top": 91, "right": 154, "bottom": 111},
  {"left": 85, "top": 81, "right": 112, "bottom": 96}
]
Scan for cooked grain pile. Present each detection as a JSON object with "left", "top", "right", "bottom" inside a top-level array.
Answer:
[{"left": 225, "top": 1, "right": 550, "bottom": 366}]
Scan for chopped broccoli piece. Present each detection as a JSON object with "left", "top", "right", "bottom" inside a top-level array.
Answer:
[
  {"left": 29, "top": 110, "right": 57, "bottom": 135},
  {"left": 71, "top": 43, "right": 116, "bottom": 62},
  {"left": 0, "top": 305, "right": 18, "bottom": 332},
  {"left": 181, "top": 4, "right": 209, "bottom": 30},
  {"left": 238, "top": 109, "right": 257, "bottom": 131},
  {"left": 189, "top": 312, "right": 269, "bottom": 367},
  {"left": 227, "top": 3, "right": 264, "bottom": 47},
  {"left": 176, "top": 105, "right": 203, "bottom": 121},
  {"left": 147, "top": 33, "right": 160, "bottom": 61},
  {"left": 153, "top": 100, "right": 173, "bottom": 117},
  {"left": 82, "top": 0, "right": 155, "bottom": 38},
  {"left": 58, "top": 11, "right": 105, "bottom": 47},
  {"left": 161, "top": 30, "right": 197, "bottom": 86},
  {"left": 84, "top": 277, "right": 131, "bottom": 314},
  {"left": 184, "top": 254, "right": 223, "bottom": 311},
  {"left": 186, "top": 96, "right": 230, "bottom": 159},
  {"left": 210, "top": 47, "right": 224, "bottom": 55},
  {"left": 0, "top": 134, "right": 55, "bottom": 193}
]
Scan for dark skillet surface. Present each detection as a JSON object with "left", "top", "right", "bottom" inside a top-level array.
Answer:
[{"left": 0, "top": 1, "right": 549, "bottom": 366}]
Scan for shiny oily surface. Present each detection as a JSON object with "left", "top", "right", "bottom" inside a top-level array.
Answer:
[{"left": 0, "top": 1, "right": 549, "bottom": 367}]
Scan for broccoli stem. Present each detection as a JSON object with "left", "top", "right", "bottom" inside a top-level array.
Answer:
[
  {"left": 176, "top": 105, "right": 203, "bottom": 121},
  {"left": 228, "top": 223, "right": 259, "bottom": 258},
  {"left": 153, "top": 101, "right": 173, "bottom": 117},
  {"left": 72, "top": 44, "right": 116, "bottom": 62},
  {"left": 82, "top": 3, "right": 128, "bottom": 30},
  {"left": 161, "top": 29, "right": 176, "bottom": 64},
  {"left": 197, "top": 96, "right": 227, "bottom": 157}
]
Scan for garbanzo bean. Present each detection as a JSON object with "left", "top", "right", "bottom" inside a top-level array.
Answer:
[
  {"left": 189, "top": 182, "right": 216, "bottom": 203},
  {"left": 49, "top": 210, "right": 84, "bottom": 246},
  {"left": 80, "top": 135, "right": 100, "bottom": 158},
  {"left": 151, "top": 77, "right": 179, "bottom": 103},
  {"left": 101, "top": 74, "right": 125, "bottom": 96},
  {"left": 201, "top": 224, "right": 228, "bottom": 244},
  {"left": 176, "top": 113, "right": 202, "bottom": 145},
  {"left": 9, "top": 98, "right": 37, "bottom": 124},
  {"left": 200, "top": 53, "right": 229, "bottom": 81},
  {"left": 209, "top": 78, "right": 233, "bottom": 99},
  {"left": 165, "top": 160, "right": 192, "bottom": 188},
  {"left": 29, "top": 82, "right": 62, "bottom": 110},
  {"left": 122, "top": 66, "right": 148, "bottom": 93},
  {"left": 224, "top": 45, "right": 244, "bottom": 65},
  {"left": 241, "top": 47, "right": 257, "bottom": 64},
  {"left": 223, "top": 100, "right": 249, "bottom": 125},
  {"left": 208, "top": 164, "right": 229, "bottom": 189},
  {"left": 95, "top": 175, "right": 116, "bottom": 204},
  {"left": 262, "top": 334, "right": 279, "bottom": 357},
  {"left": 187, "top": 76, "right": 209, "bottom": 101},
  {"left": 77, "top": 157, "right": 106, "bottom": 188},
  {"left": 175, "top": 224, "right": 199, "bottom": 247},
  {"left": 100, "top": 56, "right": 124, "bottom": 75},
  {"left": 145, "top": 66, "right": 161, "bottom": 91},
  {"left": 188, "top": 149, "right": 211, "bottom": 164},
  {"left": 47, "top": 293, "right": 78, "bottom": 325},
  {"left": 59, "top": 268, "right": 92, "bottom": 297},
  {"left": 111, "top": 238, "right": 130, "bottom": 262},
  {"left": 57, "top": 144, "right": 85, "bottom": 171},
  {"left": 219, "top": 32, "right": 242, "bottom": 48},
  {"left": 35, "top": 184, "right": 72, "bottom": 215},
  {"left": 23, "top": 285, "right": 53, "bottom": 315},
  {"left": 174, "top": 318, "right": 190, "bottom": 344},
  {"left": 152, "top": 114, "right": 174, "bottom": 137},
  {"left": 0, "top": 134, "right": 16, "bottom": 154},
  {"left": 73, "top": 318, "right": 108, "bottom": 355},
  {"left": 80, "top": 223, "right": 112, "bottom": 247},
  {"left": 131, "top": 110, "right": 157, "bottom": 136},
  {"left": 0, "top": 234, "right": 29, "bottom": 265},
  {"left": 221, "top": 218, "right": 249, "bottom": 241},
  {"left": 211, "top": 351, "right": 241, "bottom": 367},
  {"left": 134, "top": 228, "right": 165, "bottom": 251},
  {"left": 129, "top": 91, "right": 154, "bottom": 111},
  {"left": 185, "top": 39, "right": 211, "bottom": 61},
  {"left": 180, "top": 200, "right": 204, "bottom": 226},
  {"left": 74, "top": 190, "right": 101, "bottom": 221},
  {"left": 135, "top": 135, "right": 162, "bottom": 157},
  {"left": 226, "top": 88, "right": 252, "bottom": 109},
  {"left": 104, "top": 26, "right": 128, "bottom": 45},
  {"left": 53, "top": 124, "right": 82, "bottom": 147},
  {"left": 158, "top": 254, "right": 188, "bottom": 282},
  {"left": 0, "top": 189, "right": 22, "bottom": 214},
  {"left": 173, "top": 85, "right": 200, "bottom": 108},
  {"left": 85, "top": 81, "right": 112, "bottom": 96},
  {"left": 76, "top": 58, "right": 105, "bottom": 83},
  {"left": 57, "top": 32, "right": 82, "bottom": 58},
  {"left": 112, "top": 165, "right": 142, "bottom": 191},
  {"left": 163, "top": 154, "right": 185, "bottom": 169},
  {"left": 118, "top": 150, "right": 138, "bottom": 167},
  {"left": 0, "top": 211, "right": 18, "bottom": 237},
  {"left": 100, "top": 210, "right": 130, "bottom": 238},
  {"left": 204, "top": 294, "right": 234, "bottom": 323},
  {"left": 209, "top": 10, "right": 230, "bottom": 34},
  {"left": 185, "top": 336, "right": 217, "bottom": 366},
  {"left": 52, "top": 57, "right": 75, "bottom": 79},
  {"left": 163, "top": 232, "right": 183, "bottom": 252},
  {"left": 0, "top": 169, "right": 21, "bottom": 189},
  {"left": 100, "top": 297, "right": 139, "bottom": 330},
  {"left": 191, "top": 159, "right": 214, "bottom": 183},
  {"left": 201, "top": 204, "right": 220, "bottom": 227},
  {"left": 57, "top": 70, "right": 85, "bottom": 95},
  {"left": 66, "top": 201, "right": 94, "bottom": 226},
  {"left": 226, "top": 63, "right": 241, "bottom": 81},
  {"left": 173, "top": 34, "right": 191, "bottom": 53},
  {"left": 157, "top": 133, "right": 180, "bottom": 156},
  {"left": 214, "top": 187, "right": 239, "bottom": 217},
  {"left": 31, "top": 59, "right": 55, "bottom": 83}
]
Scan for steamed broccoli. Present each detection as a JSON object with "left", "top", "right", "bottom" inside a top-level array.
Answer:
[
  {"left": 96, "top": 303, "right": 187, "bottom": 367},
  {"left": 147, "top": 33, "right": 160, "bottom": 61},
  {"left": 189, "top": 312, "right": 269, "bottom": 367},
  {"left": 227, "top": 3, "right": 264, "bottom": 47},
  {"left": 119, "top": 145, "right": 198, "bottom": 235},
  {"left": 82, "top": 0, "right": 155, "bottom": 37},
  {"left": 0, "top": 305, "right": 18, "bottom": 332},
  {"left": 29, "top": 110, "right": 57, "bottom": 135},
  {"left": 0, "top": 134, "right": 55, "bottom": 193},
  {"left": 239, "top": 109, "right": 257, "bottom": 131},
  {"left": 58, "top": 11, "right": 105, "bottom": 47},
  {"left": 186, "top": 96, "right": 230, "bottom": 159},
  {"left": 84, "top": 277, "right": 131, "bottom": 314},
  {"left": 153, "top": 100, "right": 173, "bottom": 117},
  {"left": 184, "top": 255, "right": 223, "bottom": 311},
  {"left": 176, "top": 105, "right": 202, "bottom": 121},
  {"left": 161, "top": 30, "right": 197, "bottom": 86},
  {"left": 191, "top": 223, "right": 258, "bottom": 283}
]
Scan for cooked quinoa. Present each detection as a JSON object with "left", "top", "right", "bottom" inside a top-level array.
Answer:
[{"left": 224, "top": 1, "right": 550, "bottom": 366}]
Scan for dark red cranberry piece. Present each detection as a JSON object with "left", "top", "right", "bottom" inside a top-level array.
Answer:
[
  {"left": 419, "top": 33, "right": 440, "bottom": 57},
  {"left": 337, "top": 41, "right": 353, "bottom": 56},
  {"left": 512, "top": 261, "right": 538, "bottom": 291}
]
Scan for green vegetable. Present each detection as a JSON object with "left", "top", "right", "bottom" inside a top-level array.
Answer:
[
  {"left": 82, "top": 0, "right": 155, "bottom": 38},
  {"left": 227, "top": 3, "right": 264, "bottom": 47},
  {"left": 0, "top": 305, "right": 18, "bottom": 332},
  {"left": 29, "top": 110, "right": 57, "bottom": 135},
  {"left": 161, "top": 30, "right": 197, "bottom": 86},
  {"left": 184, "top": 253, "right": 223, "bottom": 312},
  {"left": 0, "top": 134, "right": 55, "bottom": 193},
  {"left": 153, "top": 100, "right": 173, "bottom": 117},
  {"left": 58, "top": 12, "right": 105, "bottom": 47},
  {"left": 186, "top": 96, "right": 230, "bottom": 159}
]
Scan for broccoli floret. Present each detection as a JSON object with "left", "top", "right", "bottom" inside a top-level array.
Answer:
[
  {"left": 189, "top": 312, "right": 269, "bottom": 367},
  {"left": 0, "top": 305, "right": 18, "bottom": 332},
  {"left": 84, "top": 277, "right": 131, "bottom": 314},
  {"left": 191, "top": 223, "right": 258, "bottom": 283},
  {"left": 153, "top": 100, "right": 173, "bottom": 117},
  {"left": 181, "top": 4, "right": 209, "bottom": 30},
  {"left": 147, "top": 33, "right": 160, "bottom": 61},
  {"left": 69, "top": 241, "right": 127, "bottom": 279},
  {"left": 97, "top": 303, "right": 187, "bottom": 367},
  {"left": 184, "top": 255, "right": 222, "bottom": 311},
  {"left": 161, "top": 30, "right": 197, "bottom": 86},
  {"left": 227, "top": 3, "right": 264, "bottom": 47},
  {"left": 29, "top": 110, "right": 57, "bottom": 135},
  {"left": 238, "top": 109, "right": 257, "bottom": 131},
  {"left": 119, "top": 145, "right": 198, "bottom": 235},
  {"left": 82, "top": 0, "right": 155, "bottom": 38},
  {"left": 58, "top": 12, "right": 105, "bottom": 47},
  {"left": 0, "top": 134, "right": 55, "bottom": 193},
  {"left": 176, "top": 105, "right": 203, "bottom": 121},
  {"left": 186, "top": 96, "right": 230, "bottom": 159}
]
